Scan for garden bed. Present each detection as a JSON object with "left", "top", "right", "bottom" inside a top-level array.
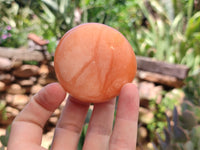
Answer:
[{"left": 0, "top": 45, "right": 190, "bottom": 149}]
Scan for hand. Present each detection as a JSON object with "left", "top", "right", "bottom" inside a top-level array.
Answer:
[{"left": 8, "top": 82, "right": 139, "bottom": 150}]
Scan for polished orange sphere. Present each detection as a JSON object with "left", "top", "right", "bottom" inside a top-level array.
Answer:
[{"left": 54, "top": 23, "right": 137, "bottom": 103}]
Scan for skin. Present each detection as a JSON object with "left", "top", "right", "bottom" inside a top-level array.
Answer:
[{"left": 7, "top": 82, "right": 139, "bottom": 150}]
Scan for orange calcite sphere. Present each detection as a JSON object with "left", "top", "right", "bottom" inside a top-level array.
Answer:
[{"left": 54, "top": 23, "right": 137, "bottom": 103}]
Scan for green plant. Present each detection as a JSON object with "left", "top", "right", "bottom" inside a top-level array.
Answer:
[
  {"left": 0, "top": 101, "right": 7, "bottom": 121},
  {"left": 0, "top": 24, "right": 12, "bottom": 46},
  {"left": 80, "top": 0, "right": 141, "bottom": 48},
  {"left": 133, "top": 0, "right": 200, "bottom": 74},
  {"left": 0, "top": 0, "right": 42, "bottom": 48},
  {"left": 155, "top": 103, "right": 200, "bottom": 150},
  {"left": 0, "top": 126, "right": 11, "bottom": 149},
  {"left": 32, "top": 0, "right": 80, "bottom": 38},
  {"left": 28, "top": 0, "right": 83, "bottom": 53},
  {"left": 147, "top": 89, "right": 181, "bottom": 139},
  {"left": 184, "top": 70, "right": 200, "bottom": 105}
]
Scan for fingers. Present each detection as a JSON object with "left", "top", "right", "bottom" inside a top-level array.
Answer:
[
  {"left": 51, "top": 96, "right": 90, "bottom": 150},
  {"left": 8, "top": 83, "right": 66, "bottom": 150},
  {"left": 110, "top": 83, "right": 139, "bottom": 150},
  {"left": 83, "top": 98, "right": 116, "bottom": 150}
]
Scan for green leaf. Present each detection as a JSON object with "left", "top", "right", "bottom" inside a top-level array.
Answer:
[
  {"left": 0, "top": 147, "right": 5, "bottom": 150},
  {"left": 157, "top": 19, "right": 165, "bottom": 38},
  {"left": 184, "top": 141, "right": 194, "bottom": 150},
  {"left": 42, "top": 0, "right": 58, "bottom": 11},
  {"left": 173, "top": 107, "right": 179, "bottom": 126},
  {"left": 190, "top": 125, "right": 200, "bottom": 147},
  {"left": 78, "top": 124, "right": 88, "bottom": 150},
  {"left": 59, "top": 0, "right": 68, "bottom": 14},
  {"left": 171, "top": 13, "right": 184, "bottom": 32},
  {"left": 40, "top": 3, "right": 56, "bottom": 24},
  {"left": 150, "top": 0, "right": 166, "bottom": 16},
  {"left": 181, "top": 110, "right": 197, "bottom": 130},
  {"left": 187, "top": 0, "right": 194, "bottom": 21},
  {"left": 85, "top": 108, "right": 92, "bottom": 124},
  {"left": 185, "top": 12, "right": 200, "bottom": 38},
  {"left": 0, "top": 125, "right": 11, "bottom": 147},
  {"left": 173, "top": 126, "right": 188, "bottom": 143}
]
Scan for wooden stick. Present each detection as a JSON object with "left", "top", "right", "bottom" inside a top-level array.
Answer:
[
  {"left": 137, "top": 70, "right": 185, "bottom": 88},
  {"left": 136, "top": 56, "right": 189, "bottom": 80},
  {"left": 0, "top": 47, "right": 51, "bottom": 61}
]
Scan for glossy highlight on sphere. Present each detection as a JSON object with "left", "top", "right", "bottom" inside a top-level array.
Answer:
[{"left": 54, "top": 23, "right": 137, "bottom": 103}]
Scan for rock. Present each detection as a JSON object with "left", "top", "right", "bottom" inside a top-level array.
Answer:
[
  {"left": 42, "top": 129, "right": 55, "bottom": 149},
  {"left": 139, "top": 82, "right": 155, "bottom": 100},
  {"left": 0, "top": 73, "right": 15, "bottom": 84},
  {"left": 31, "top": 84, "right": 43, "bottom": 94},
  {"left": 13, "top": 65, "right": 39, "bottom": 78},
  {"left": 49, "top": 116, "right": 58, "bottom": 126},
  {"left": 11, "top": 59, "right": 23, "bottom": 68},
  {"left": 7, "top": 84, "right": 26, "bottom": 94},
  {"left": 12, "top": 94, "right": 29, "bottom": 109},
  {"left": 17, "top": 78, "right": 35, "bottom": 86},
  {"left": 139, "top": 107, "right": 154, "bottom": 124},
  {"left": 138, "top": 126, "right": 148, "bottom": 141},
  {"left": 38, "top": 76, "right": 57, "bottom": 86},
  {"left": 0, "top": 57, "right": 12, "bottom": 71},
  {"left": 146, "top": 143, "right": 154, "bottom": 150},
  {"left": 48, "top": 63, "right": 57, "bottom": 79},
  {"left": 39, "top": 64, "right": 49, "bottom": 75},
  {"left": 6, "top": 94, "right": 29, "bottom": 110},
  {"left": 52, "top": 108, "right": 60, "bottom": 117},
  {"left": 154, "top": 86, "right": 163, "bottom": 104},
  {"left": 5, "top": 94, "right": 14, "bottom": 104},
  {"left": 0, "top": 81, "right": 6, "bottom": 92},
  {"left": 6, "top": 106, "right": 19, "bottom": 117},
  {"left": 30, "top": 76, "right": 37, "bottom": 82},
  {"left": 138, "top": 81, "right": 163, "bottom": 102}
]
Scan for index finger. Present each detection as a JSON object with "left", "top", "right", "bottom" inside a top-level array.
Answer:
[{"left": 8, "top": 83, "right": 66, "bottom": 150}]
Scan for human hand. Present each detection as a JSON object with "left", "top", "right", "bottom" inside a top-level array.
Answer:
[{"left": 8, "top": 82, "right": 139, "bottom": 150}]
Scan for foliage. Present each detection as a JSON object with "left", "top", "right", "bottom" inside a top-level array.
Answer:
[
  {"left": 184, "top": 70, "right": 200, "bottom": 105},
  {"left": 29, "top": 0, "right": 140, "bottom": 53},
  {"left": 155, "top": 105, "right": 200, "bottom": 150},
  {"left": 0, "top": 0, "right": 42, "bottom": 47},
  {"left": 147, "top": 89, "right": 181, "bottom": 139},
  {"left": 0, "top": 0, "right": 199, "bottom": 149},
  {"left": 0, "top": 126, "right": 11, "bottom": 149},
  {"left": 1, "top": 0, "right": 199, "bottom": 73},
  {"left": 30, "top": 0, "right": 80, "bottom": 38},
  {"left": 133, "top": 0, "right": 200, "bottom": 74},
  {"left": 78, "top": 124, "right": 88, "bottom": 150},
  {"left": 24, "top": 0, "right": 82, "bottom": 53},
  {"left": 0, "top": 24, "right": 12, "bottom": 46},
  {"left": 0, "top": 101, "right": 7, "bottom": 121}
]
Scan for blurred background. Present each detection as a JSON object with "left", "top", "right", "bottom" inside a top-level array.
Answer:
[{"left": 0, "top": 0, "right": 200, "bottom": 149}]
